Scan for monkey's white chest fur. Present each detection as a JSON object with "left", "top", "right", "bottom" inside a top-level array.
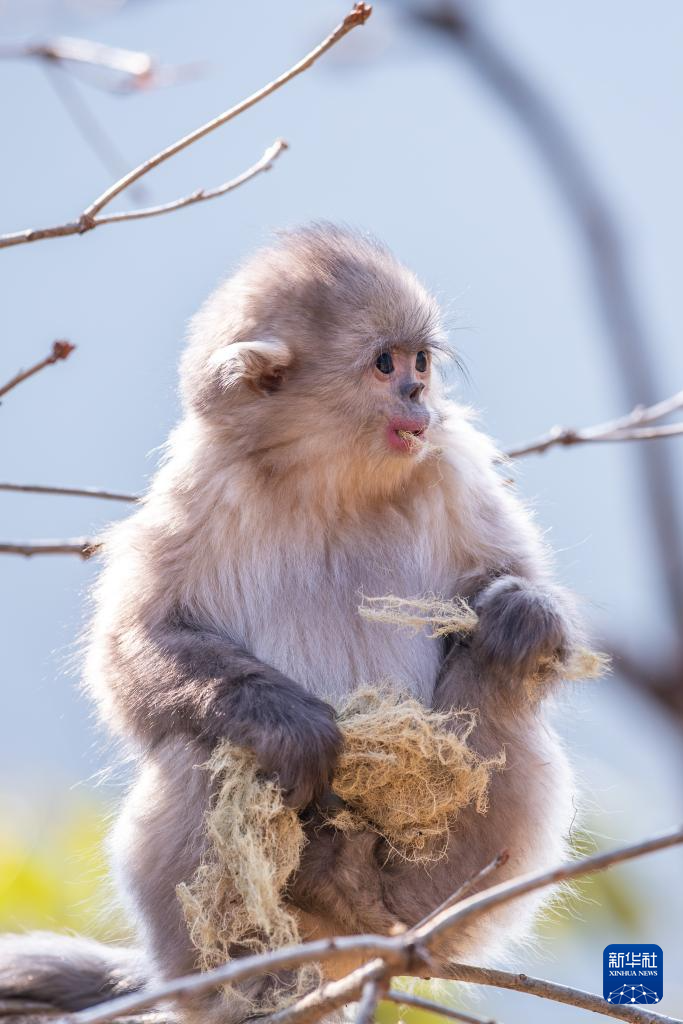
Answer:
[{"left": 194, "top": 502, "right": 456, "bottom": 706}]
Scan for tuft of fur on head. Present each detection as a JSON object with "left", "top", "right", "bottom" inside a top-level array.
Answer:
[{"left": 178, "top": 224, "right": 453, "bottom": 504}]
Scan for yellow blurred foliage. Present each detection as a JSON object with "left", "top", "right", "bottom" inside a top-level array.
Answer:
[{"left": 0, "top": 795, "right": 127, "bottom": 941}]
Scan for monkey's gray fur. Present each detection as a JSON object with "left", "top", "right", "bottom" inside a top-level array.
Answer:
[{"left": 0, "top": 225, "right": 583, "bottom": 1021}]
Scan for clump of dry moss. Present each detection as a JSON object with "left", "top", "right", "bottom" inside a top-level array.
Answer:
[
  {"left": 178, "top": 686, "right": 502, "bottom": 1010},
  {"left": 176, "top": 745, "right": 320, "bottom": 1013},
  {"left": 329, "top": 688, "right": 503, "bottom": 860}
]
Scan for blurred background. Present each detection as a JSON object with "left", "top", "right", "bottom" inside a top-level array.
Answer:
[{"left": 1, "top": 1, "right": 682, "bottom": 1020}]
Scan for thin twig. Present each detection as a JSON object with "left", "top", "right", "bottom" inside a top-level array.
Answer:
[
  {"left": 93, "top": 139, "right": 287, "bottom": 226},
  {"left": 0, "top": 340, "right": 75, "bottom": 399},
  {"left": 265, "top": 962, "right": 387, "bottom": 1024},
  {"left": 0, "top": 540, "right": 98, "bottom": 558},
  {"left": 413, "top": 825, "right": 683, "bottom": 945},
  {"left": 442, "top": 965, "right": 677, "bottom": 1024},
  {"left": 505, "top": 389, "right": 683, "bottom": 458},
  {"left": 386, "top": 990, "right": 497, "bottom": 1024},
  {"left": 354, "top": 978, "right": 384, "bottom": 1024},
  {"left": 413, "top": 1, "right": 683, "bottom": 628},
  {"left": 0, "top": 37, "right": 203, "bottom": 93},
  {"left": 0, "top": 4, "right": 371, "bottom": 250},
  {"left": 412, "top": 849, "right": 509, "bottom": 931},
  {"left": 0, "top": 483, "right": 138, "bottom": 502}
]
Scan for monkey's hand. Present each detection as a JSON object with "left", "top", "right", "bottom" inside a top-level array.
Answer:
[
  {"left": 470, "top": 575, "right": 573, "bottom": 684},
  {"left": 204, "top": 674, "right": 342, "bottom": 810}
]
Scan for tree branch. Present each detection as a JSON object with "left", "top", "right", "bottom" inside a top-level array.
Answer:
[
  {"left": 0, "top": 483, "right": 138, "bottom": 502},
  {"left": 0, "top": 4, "right": 371, "bottom": 250},
  {"left": 265, "top": 961, "right": 387, "bottom": 1024},
  {"left": 0, "top": 37, "right": 204, "bottom": 93},
  {"left": 52, "top": 826, "right": 683, "bottom": 1024},
  {"left": 442, "top": 965, "right": 676, "bottom": 1024},
  {"left": 0, "top": 540, "right": 98, "bottom": 558},
  {"left": 93, "top": 139, "right": 287, "bottom": 226},
  {"left": 505, "top": 390, "right": 683, "bottom": 458},
  {"left": 412, "top": 825, "right": 683, "bottom": 946},
  {"left": 0, "top": 341, "right": 75, "bottom": 399},
  {"left": 412, "top": 1, "right": 683, "bottom": 628}
]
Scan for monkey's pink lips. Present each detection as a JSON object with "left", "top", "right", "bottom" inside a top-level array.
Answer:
[{"left": 387, "top": 418, "right": 429, "bottom": 453}]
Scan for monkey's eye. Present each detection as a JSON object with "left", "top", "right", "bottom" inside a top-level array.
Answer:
[
  {"left": 415, "top": 350, "right": 428, "bottom": 373},
  {"left": 375, "top": 352, "right": 394, "bottom": 375}
]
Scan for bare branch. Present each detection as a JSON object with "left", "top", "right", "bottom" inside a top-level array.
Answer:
[
  {"left": 412, "top": 1, "right": 683, "bottom": 627},
  {"left": 0, "top": 483, "right": 138, "bottom": 502},
  {"left": 442, "top": 965, "right": 677, "bottom": 1024},
  {"left": 0, "top": 4, "right": 372, "bottom": 251},
  {"left": 62, "top": 938, "right": 402, "bottom": 1024},
  {"left": 412, "top": 824, "right": 683, "bottom": 945},
  {"left": 354, "top": 978, "right": 384, "bottom": 1024},
  {"left": 386, "top": 990, "right": 497, "bottom": 1024},
  {"left": 55, "top": 826, "right": 683, "bottom": 1024},
  {"left": 505, "top": 390, "right": 683, "bottom": 458},
  {"left": 0, "top": 37, "right": 204, "bottom": 93},
  {"left": 0, "top": 540, "right": 98, "bottom": 558},
  {"left": 0, "top": 340, "right": 75, "bottom": 399},
  {"left": 0, "top": 139, "right": 287, "bottom": 248},
  {"left": 93, "top": 140, "right": 288, "bottom": 226},
  {"left": 264, "top": 961, "right": 387, "bottom": 1024}
]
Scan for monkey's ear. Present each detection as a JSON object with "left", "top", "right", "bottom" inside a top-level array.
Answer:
[{"left": 209, "top": 338, "right": 293, "bottom": 395}]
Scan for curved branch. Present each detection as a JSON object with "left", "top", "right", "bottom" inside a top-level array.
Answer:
[{"left": 412, "top": 2, "right": 683, "bottom": 626}]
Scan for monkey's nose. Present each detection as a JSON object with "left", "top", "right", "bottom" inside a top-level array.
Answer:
[{"left": 400, "top": 380, "right": 425, "bottom": 402}]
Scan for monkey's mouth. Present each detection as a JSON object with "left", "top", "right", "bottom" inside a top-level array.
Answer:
[{"left": 386, "top": 418, "right": 429, "bottom": 453}]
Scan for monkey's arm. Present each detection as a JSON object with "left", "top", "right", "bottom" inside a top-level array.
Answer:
[
  {"left": 439, "top": 452, "right": 582, "bottom": 706},
  {"left": 98, "top": 617, "right": 341, "bottom": 808}
]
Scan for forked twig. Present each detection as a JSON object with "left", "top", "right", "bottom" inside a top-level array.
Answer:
[
  {"left": 50, "top": 826, "right": 683, "bottom": 1024},
  {"left": 0, "top": 5, "right": 372, "bottom": 250}
]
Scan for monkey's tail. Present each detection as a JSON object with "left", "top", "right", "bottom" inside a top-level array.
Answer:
[{"left": 0, "top": 932, "right": 146, "bottom": 1012}]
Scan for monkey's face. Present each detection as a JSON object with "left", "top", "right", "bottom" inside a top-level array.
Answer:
[
  {"left": 367, "top": 345, "right": 432, "bottom": 456},
  {"left": 182, "top": 227, "right": 450, "bottom": 496}
]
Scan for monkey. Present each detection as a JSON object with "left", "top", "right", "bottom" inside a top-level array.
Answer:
[{"left": 0, "top": 224, "right": 582, "bottom": 1020}]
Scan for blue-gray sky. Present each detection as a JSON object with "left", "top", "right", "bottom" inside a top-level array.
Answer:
[{"left": 1, "top": 1, "right": 682, "bottom": 1013}]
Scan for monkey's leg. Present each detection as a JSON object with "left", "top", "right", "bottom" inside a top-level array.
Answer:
[
  {"left": 287, "top": 809, "right": 405, "bottom": 937},
  {"left": 111, "top": 739, "right": 276, "bottom": 1024},
  {"left": 376, "top": 642, "right": 574, "bottom": 965}
]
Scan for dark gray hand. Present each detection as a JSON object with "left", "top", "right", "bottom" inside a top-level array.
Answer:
[{"left": 471, "top": 575, "right": 572, "bottom": 682}]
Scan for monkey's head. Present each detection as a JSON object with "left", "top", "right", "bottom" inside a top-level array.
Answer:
[{"left": 181, "top": 225, "right": 452, "bottom": 496}]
